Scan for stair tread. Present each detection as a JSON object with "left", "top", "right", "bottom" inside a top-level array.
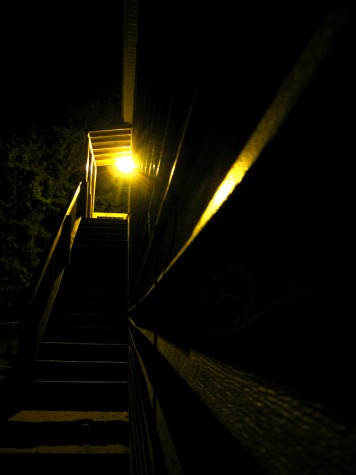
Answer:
[
  {"left": 32, "top": 380, "right": 128, "bottom": 384},
  {"left": 0, "top": 444, "right": 129, "bottom": 455},
  {"left": 0, "top": 410, "right": 129, "bottom": 454},
  {"left": 44, "top": 326, "right": 126, "bottom": 330},
  {"left": 31, "top": 381, "right": 128, "bottom": 386},
  {"left": 49, "top": 312, "right": 127, "bottom": 317},
  {"left": 41, "top": 340, "right": 128, "bottom": 348},
  {"left": 5, "top": 410, "right": 128, "bottom": 422},
  {"left": 35, "top": 359, "right": 127, "bottom": 363},
  {"left": 0, "top": 218, "right": 129, "bottom": 458}
]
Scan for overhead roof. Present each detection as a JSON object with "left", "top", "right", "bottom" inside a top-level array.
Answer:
[
  {"left": 88, "top": 128, "right": 132, "bottom": 167},
  {"left": 87, "top": 0, "right": 138, "bottom": 168},
  {"left": 122, "top": 0, "right": 139, "bottom": 125}
]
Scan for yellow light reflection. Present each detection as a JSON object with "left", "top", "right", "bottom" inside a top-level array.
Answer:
[
  {"left": 115, "top": 155, "right": 136, "bottom": 174},
  {"left": 192, "top": 156, "right": 250, "bottom": 240},
  {"left": 160, "top": 154, "right": 253, "bottom": 281}
]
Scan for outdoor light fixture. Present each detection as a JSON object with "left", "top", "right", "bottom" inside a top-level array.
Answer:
[{"left": 115, "top": 155, "right": 136, "bottom": 174}]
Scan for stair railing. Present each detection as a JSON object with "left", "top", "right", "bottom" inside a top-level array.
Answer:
[{"left": 15, "top": 182, "right": 84, "bottom": 379}]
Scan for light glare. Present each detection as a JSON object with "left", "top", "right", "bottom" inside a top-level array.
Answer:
[{"left": 115, "top": 155, "right": 136, "bottom": 174}]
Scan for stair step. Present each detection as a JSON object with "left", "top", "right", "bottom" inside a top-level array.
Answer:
[
  {"left": 73, "top": 239, "right": 128, "bottom": 248},
  {"left": 59, "top": 277, "right": 125, "bottom": 291},
  {"left": 46, "top": 312, "right": 127, "bottom": 327},
  {"left": 70, "top": 255, "right": 127, "bottom": 267},
  {"left": 53, "top": 300, "right": 127, "bottom": 314},
  {"left": 0, "top": 409, "right": 128, "bottom": 449},
  {"left": 0, "top": 410, "right": 129, "bottom": 467},
  {"left": 76, "top": 223, "right": 126, "bottom": 230},
  {"left": 42, "top": 325, "right": 128, "bottom": 344},
  {"left": 74, "top": 240, "right": 127, "bottom": 248},
  {"left": 37, "top": 342, "right": 128, "bottom": 361},
  {"left": 75, "top": 224, "right": 127, "bottom": 232},
  {"left": 71, "top": 249, "right": 127, "bottom": 260},
  {"left": 33, "top": 360, "right": 128, "bottom": 381},
  {"left": 24, "top": 381, "right": 128, "bottom": 411},
  {"left": 0, "top": 217, "right": 130, "bottom": 460},
  {"left": 0, "top": 454, "right": 129, "bottom": 472},
  {"left": 66, "top": 262, "right": 127, "bottom": 276},
  {"left": 55, "top": 289, "right": 127, "bottom": 302}
]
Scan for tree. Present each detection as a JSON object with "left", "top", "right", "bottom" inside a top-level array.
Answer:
[{"left": 0, "top": 80, "right": 122, "bottom": 321}]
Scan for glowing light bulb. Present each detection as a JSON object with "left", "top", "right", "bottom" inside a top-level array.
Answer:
[{"left": 115, "top": 155, "right": 136, "bottom": 174}]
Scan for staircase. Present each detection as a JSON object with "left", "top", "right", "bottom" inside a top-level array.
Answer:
[{"left": 0, "top": 217, "right": 129, "bottom": 470}]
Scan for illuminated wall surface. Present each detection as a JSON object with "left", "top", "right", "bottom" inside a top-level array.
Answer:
[{"left": 127, "top": 1, "right": 355, "bottom": 474}]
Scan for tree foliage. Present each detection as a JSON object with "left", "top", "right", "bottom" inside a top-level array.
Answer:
[
  {"left": 0, "top": 124, "right": 84, "bottom": 319},
  {"left": 0, "top": 82, "right": 122, "bottom": 321}
]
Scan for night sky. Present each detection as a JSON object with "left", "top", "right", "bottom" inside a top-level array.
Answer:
[{"left": 1, "top": 4, "right": 123, "bottom": 133}]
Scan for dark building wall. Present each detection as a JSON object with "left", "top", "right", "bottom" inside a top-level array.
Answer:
[{"left": 127, "top": 1, "right": 355, "bottom": 474}]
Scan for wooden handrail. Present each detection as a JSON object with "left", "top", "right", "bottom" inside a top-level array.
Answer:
[
  {"left": 28, "top": 182, "right": 82, "bottom": 304},
  {"left": 15, "top": 182, "right": 84, "bottom": 376}
]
